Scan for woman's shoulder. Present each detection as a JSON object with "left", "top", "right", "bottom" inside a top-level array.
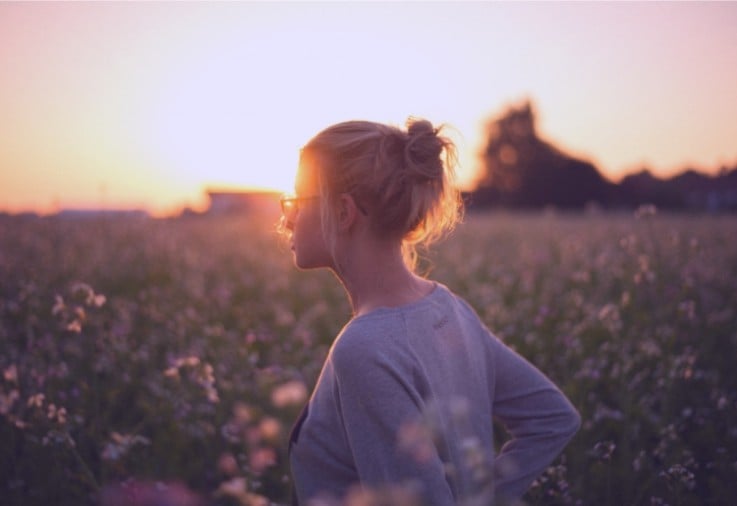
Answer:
[
  {"left": 329, "top": 306, "right": 421, "bottom": 374},
  {"left": 328, "top": 325, "right": 388, "bottom": 380},
  {"left": 331, "top": 316, "right": 395, "bottom": 360}
]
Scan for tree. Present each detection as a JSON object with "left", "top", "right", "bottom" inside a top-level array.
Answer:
[{"left": 473, "top": 100, "right": 615, "bottom": 209}]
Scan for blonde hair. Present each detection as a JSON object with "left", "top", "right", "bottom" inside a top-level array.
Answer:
[{"left": 299, "top": 117, "right": 463, "bottom": 269}]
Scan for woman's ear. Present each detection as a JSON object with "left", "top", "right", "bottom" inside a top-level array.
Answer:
[{"left": 336, "top": 193, "right": 360, "bottom": 232}]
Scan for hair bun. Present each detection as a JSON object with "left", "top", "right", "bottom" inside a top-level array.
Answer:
[
  {"left": 404, "top": 117, "right": 444, "bottom": 182},
  {"left": 406, "top": 117, "right": 436, "bottom": 137}
]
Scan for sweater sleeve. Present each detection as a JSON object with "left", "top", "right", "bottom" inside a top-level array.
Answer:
[
  {"left": 330, "top": 334, "right": 456, "bottom": 505},
  {"left": 489, "top": 335, "right": 581, "bottom": 500}
]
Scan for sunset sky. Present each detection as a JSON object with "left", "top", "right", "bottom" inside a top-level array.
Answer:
[{"left": 2, "top": 1, "right": 736, "bottom": 216}]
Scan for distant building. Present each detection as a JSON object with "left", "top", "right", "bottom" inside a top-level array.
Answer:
[
  {"left": 56, "top": 209, "right": 149, "bottom": 220},
  {"left": 206, "top": 189, "right": 280, "bottom": 215}
]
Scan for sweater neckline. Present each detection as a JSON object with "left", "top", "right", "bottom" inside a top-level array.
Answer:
[{"left": 349, "top": 281, "right": 446, "bottom": 323}]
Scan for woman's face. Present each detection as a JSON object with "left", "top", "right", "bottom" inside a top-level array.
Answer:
[{"left": 287, "top": 161, "right": 333, "bottom": 270}]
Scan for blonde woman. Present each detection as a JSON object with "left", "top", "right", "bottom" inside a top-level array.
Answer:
[{"left": 282, "top": 118, "right": 580, "bottom": 505}]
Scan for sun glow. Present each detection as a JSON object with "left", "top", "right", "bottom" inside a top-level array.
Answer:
[
  {"left": 142, "top": 56, "right": 304, "bottom": 197},
  {"left": 138, "top": 17, "right": 471, "bottom": 199},
  {"left": 1, "top": 2, "right": 736, "bottom": 216}
]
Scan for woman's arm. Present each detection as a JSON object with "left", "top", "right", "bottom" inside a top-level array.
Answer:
[
  {"left": 489, "top": 335, "right": 581, "bottom": 500},
  {"left": 330, "top": 336, "right": 456, "bottom": 505}
]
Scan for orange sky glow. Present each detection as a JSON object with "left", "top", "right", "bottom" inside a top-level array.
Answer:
[{"left": 1, "top": 2, "right": 736, "bottom": 216}]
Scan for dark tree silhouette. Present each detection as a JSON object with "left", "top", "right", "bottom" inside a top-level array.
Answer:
[
  {"left": 472, "top": 100, "right": 615, "bottom": 209},
  {"left": 468, "top": 100, "right": 737, "bottom": 212}
]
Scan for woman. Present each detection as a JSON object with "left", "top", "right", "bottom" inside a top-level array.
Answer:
[{"left": 282, "top": 118, "right": 580, "bottom": 505}]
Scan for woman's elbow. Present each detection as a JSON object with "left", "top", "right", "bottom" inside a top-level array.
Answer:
[{"left": 562, "top": 404, "right": 582, "bottom": 440}]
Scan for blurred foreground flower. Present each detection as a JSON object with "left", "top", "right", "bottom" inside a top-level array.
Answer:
[
  {"left": 271, "top": 380, "right": 307, "bottom": 408},
  {"left": 99, "top": 480, "right": 203, "bottom": 506},
  {"left": 344, "top": 482, "right": 422, "bottom": 506},
  {"left": 258, "top": 416, "right": 282, "bottom": 442},
  {"left": 214, "top": 477, "right": 269, "bottom": 506},
  {"left": 397, "top": 420, "right": 435, "bottom": 464},
  {"left": 218, "top": 452, "right": 240, "bottom": 476},
  {"left": 3, "top": 364, "right": 18, "bottom": 383},
  {"left": 249, "top": 446, "right": 277, "bottom": 474}
]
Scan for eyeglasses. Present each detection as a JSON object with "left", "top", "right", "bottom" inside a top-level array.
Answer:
[
  {"left": 279, "top": 193, "right": 369, "bottom": 223},
  {"left": 280, "top": 194, "right": 320, "bottom": 222}
]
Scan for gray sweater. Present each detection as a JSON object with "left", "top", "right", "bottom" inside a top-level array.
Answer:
[{"left": 289, "top": 283, "right": 580, "bottom": 505}]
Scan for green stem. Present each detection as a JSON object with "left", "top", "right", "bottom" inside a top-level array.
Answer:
[{"left": 70, "top": 441, "right": 100, "bottom": 492}]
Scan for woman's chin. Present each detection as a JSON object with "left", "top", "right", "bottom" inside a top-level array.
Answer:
[
  {"left": 293, "top": 255, "right": 329, "bottom": 271},
  {"left": 293, "top": 254, "right": 311, "bottom": 270}
]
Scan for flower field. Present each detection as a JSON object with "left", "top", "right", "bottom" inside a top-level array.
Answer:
[{"left": 1, "top": 211, "right": 735, "bottom": 505}]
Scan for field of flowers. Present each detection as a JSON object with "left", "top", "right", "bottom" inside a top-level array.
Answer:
[{"left": 1, "top": 210, "right": 735, "bottom": 505}]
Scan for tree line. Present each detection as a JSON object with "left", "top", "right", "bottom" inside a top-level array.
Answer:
[{"left": 467, "top": 101, "right": 737, "bottom": 212}]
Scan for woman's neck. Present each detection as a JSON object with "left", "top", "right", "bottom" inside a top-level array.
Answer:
[{"left": 333, "top": 241, "right": 434, "bottom": 317}]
